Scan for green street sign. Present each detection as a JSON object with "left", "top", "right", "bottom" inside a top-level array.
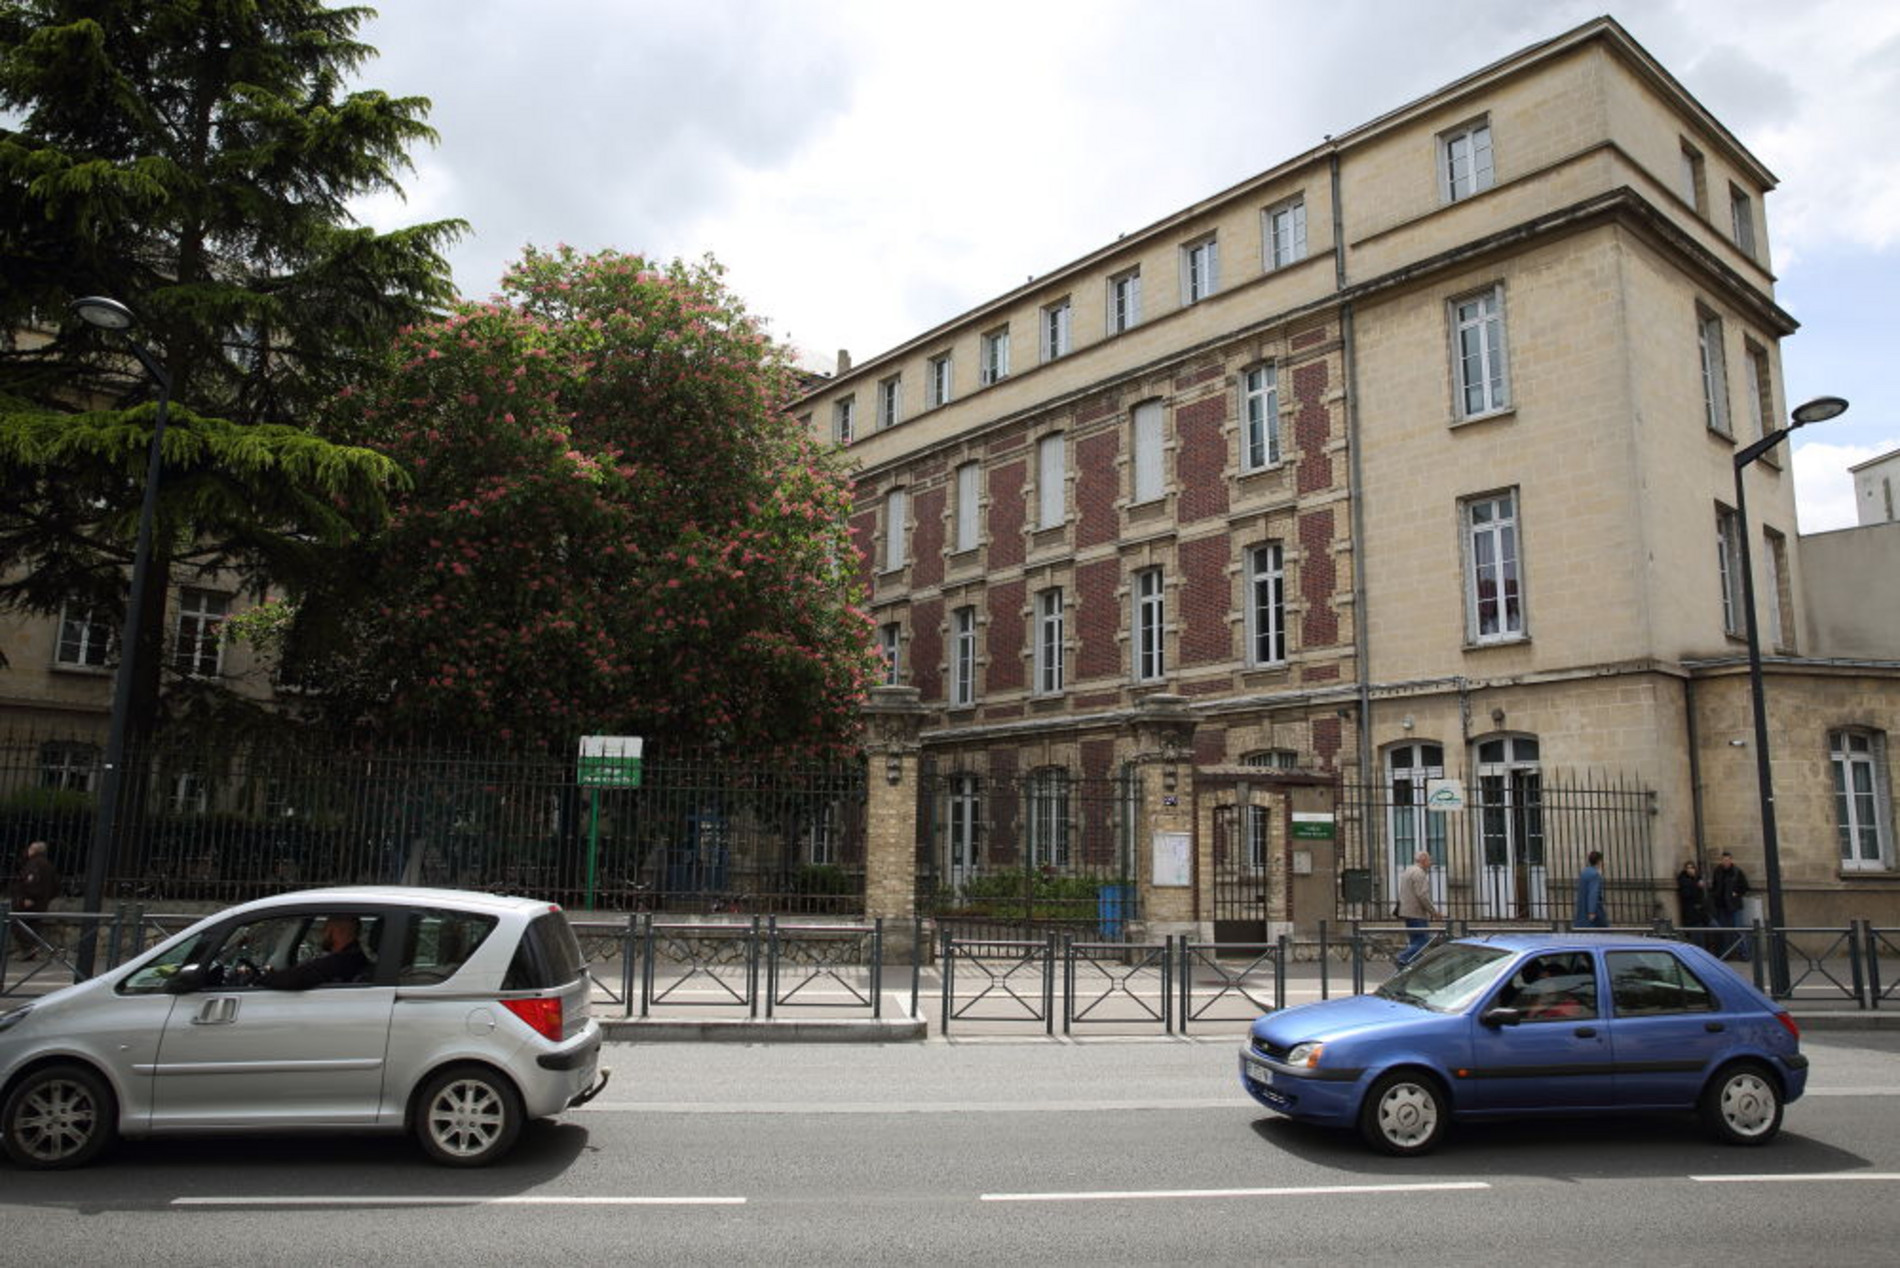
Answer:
[
  {"left": 1291, "top": 812, "right": 1335, "bottom": 841},
  {"left": 577, "top": 735, "right": 644, "bottom": 788}
]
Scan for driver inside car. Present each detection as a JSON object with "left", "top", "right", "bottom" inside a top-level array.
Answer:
[{"left": 260, "top": 915, "right": 370, "bottom": 990}]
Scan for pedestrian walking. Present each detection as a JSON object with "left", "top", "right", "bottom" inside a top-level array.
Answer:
[
  {"left": 1709, "top": 850, "right": 1752, "bottom": 960},
  {"left": 1676, "top": 858, "right": 1709, "bottom": 947},
  {"left": 1573, "top": 850, "right": 1609, "bottom": 928},
  {"left": 1395, "top": 851, "right": 1439, "bottom": 968},
  {"left": 9, "top": 840, "right": 58, "bottom": 959}
]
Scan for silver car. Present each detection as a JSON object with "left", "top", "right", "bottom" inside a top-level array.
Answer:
[{"left": 0, "top": 886, "right": 608, "bottom": 1169}]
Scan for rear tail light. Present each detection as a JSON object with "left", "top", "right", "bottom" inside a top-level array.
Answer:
[
  {"left": 501, "top": 996, "right": 563, "bottom": 1041},
  {"left": 1774, "top": 1010, "right": 1800, "bottom": 1041}
]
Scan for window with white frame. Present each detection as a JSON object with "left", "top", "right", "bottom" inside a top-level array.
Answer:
[
  {"left": 1027, "top": 767, "right": 1071, "bottom": 868},
  {"left": 39, "top": 741, "right": 98, "bottom": 793},
  {"left": 1715, "top": 503, "right": 1742, "bottom": 636},
  {"left": 1242, "top": 749, "right": 1299, "bottom": 771},
  {"left": 1832, "top": 729, "right": 1892, "bottom": 871},
  {"left": 1744, "top": 343, "right": 1773, "bottom": 444},
  {"left": 1132, "top": 401, "right": 1164, "bottom": 503},
  {"left": 981, "top": 327, "right": 1010, "bottom": 385},
  {"left": 170, "top": 771, "right": 209, "bottom": 815},
  {"left": 55, "top": 603, "right": 111, "bottom": 669},
  {"left": 884, "top": 488, "right": 908, "bottom": 572},
  {"left": 1763, "top": 527, "right": 1791, "bottom": 652},
  {"left": 1730, "top": 185, "right": 1757, "bottom": 258},
  {"left": 1037, "top": 433, "right": 1065, "bottom": 529},
  {"left": 1698, "top": 308, "right": 1729, "bottom": 436},
  {"left": 945, "top": 773, "right": 980, "bottom": 886},
  {"left": 800, "top": 800, "right": 839, "bottom": 865},
  {"left": 878, "top": 376, "right": 901, "bottom": 430},
  {"left": 1679, "top": 139, "right": 1707, "bottom": 215},
  {"left": 954, "top": 461, "right": 981, "bottom": 552},
  {"left": 1248, "top": 543, "right": 1286, "bottom": 666},
  {"left": 1463, "top": 492, "right": 1524, "bottom": 643},
  {"left": 1264, "top": 197, "right": 1307, "bottom": 270},
  {"left": 1134, "top": 567, "right": 1166, "bottom": 682},
  {"left": 1182, "top": 235, "right": 1219, "bottom": 304},
  {"left": 928, "top": 353, "right": 953, "bottom": 408},
  {"left": 951, "top": 606, "right": 977, "bottom": 707},
  {"left": 879, "top": 622, "right": 902, "bottom": 685},
  {"left": 1108, "top": 268, "right": 1142, "bottom": 334},
  {"left": 1241, "top": 364, "right": 1280, "bottom": 470},
  {"left": 1042, "top": 298, "right": 1072, "bottom": 362},
  {"left": 1034, "top": 587, "right": 1064, "bottom": 695},
  {"left": 174, "top": 588, "right": 230, "bottom": 678},
  {"left": 1451, "top": 285, "right": 1510, "bottom": 419},
  {"left": 833, "top": 396, "right": 855, "bottom": 445},
  {"left": 1440, "top": 119, "right": 1494, "bottom": 202}
]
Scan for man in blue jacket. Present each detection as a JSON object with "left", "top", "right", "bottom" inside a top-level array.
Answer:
[{"left": 1574, "top": 851, "right": 1608, "bottom": 928}]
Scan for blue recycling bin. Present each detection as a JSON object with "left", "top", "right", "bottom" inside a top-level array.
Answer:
[{"left": 1098, "top": 884, "right": 1132, "bottom": 940}]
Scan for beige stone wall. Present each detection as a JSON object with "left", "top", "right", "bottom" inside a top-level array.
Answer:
[{"left": 1800, "top": 522, "right": 1900, "bottom": 660}]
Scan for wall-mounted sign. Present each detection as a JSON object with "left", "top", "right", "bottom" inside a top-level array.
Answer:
[
  {"left": 1426, "top": 777, "right": 1465, "bottom": 812},
  {"left": 1291, "top": 812, "right": 1335, "bottom": 841},
  {"left": 578, "top": 735, "right": 644, "bottom": 788},
  {"left": 1152, "top": 831, "right": 1191, "bottom": 887}
]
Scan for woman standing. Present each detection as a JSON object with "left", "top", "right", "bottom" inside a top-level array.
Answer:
[{"left": 1676, "top": 858, "right": 1709, "bottom": 947}]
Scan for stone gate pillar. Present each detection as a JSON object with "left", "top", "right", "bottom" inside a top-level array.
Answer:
[
  {"left": 861, "top": 685, "right": 927, "bottom": 931},
  {"left": 1130, "top": 694, "right": 1201, "bottom": 941}
]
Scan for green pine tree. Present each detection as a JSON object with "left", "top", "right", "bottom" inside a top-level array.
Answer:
[{"left": 0, "top": 0, "right": 465, "bottom": 738}]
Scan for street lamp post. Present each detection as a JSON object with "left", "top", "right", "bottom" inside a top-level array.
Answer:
[
  {"left": 1733, "top": 394, "right": 1848, "bottom": 996},
  {"left": 70, "top": 296, "right": 172, "bottom": 978}
]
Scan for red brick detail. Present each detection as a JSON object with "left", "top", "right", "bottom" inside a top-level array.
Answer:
[
  {"left": 910, "top": 598, "right": 943, "bottom": 702},
  {"left": 1076, "top": 393, "right": 1122, "bottom": 426},
  {"left": 989, "top": 748, "right": 1020, "bottom": 864},
  {"left": 1290, "top": 326, "right": 1328, "bottom": 351},
  {"left": 1293, "top": 361, "right": 1334, "bottom": 495},
  {"left": 1299, "top": 508, "right": 1339, "bottom": 648},
  {"left": 849, "top": 509, "right": 878, "bottom": 587},
  {"left": 985, "top": 704, "right": 1024, "bottom": 721},
  {"left": 1076, "top": 558, "right": 1123, "bottom": 679},
  {"left": 1303, "top": 663, "right": 1340, "bottom": 682},
  {"left": 988, "top": 460, "right": 1025, "bottom": 569},
  {"left": 1194, "top": 730, "right": 1228, "bottom": 765},
  {"left": 1081, "top": 739, "right": 1115, "bottom": 781},
  {"left": 1313, "top": 716, "right": 1342, "bottom": 767},
  {"left": 987, "top": 423, "right": 1028, "bottom": 457},
  {"left": 1176, "top": 396, "right": 1230, "bottom": 523},
  {"left": 1173, "top": 360, "right": 1222, "bottom": 392},
  {"left": 1075, "top": 430, "right": 1120, "bottom": 549},
  {"left": 1178, "top": 535, "right": 1233, "bottom": 666},
  {"left": 911, "top": 485, "right": 945, "bottom": 589},
  {"left": 986, "top": 579, "right": 1026, "bottom": 693},
  {"left": 1074, "top": 692, "right": 1120, "bottom": 709},
  {"left": 1180, "top": 678, "right": 1232, "bottom": 697}
]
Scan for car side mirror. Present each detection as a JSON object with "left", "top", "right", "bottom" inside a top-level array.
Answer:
[
  {"left": 1481, "top": 1006, "right": 1522, "bottom": 1028},
  {"left": 167, "top": 964, "right": 208, "bottom": 995}
]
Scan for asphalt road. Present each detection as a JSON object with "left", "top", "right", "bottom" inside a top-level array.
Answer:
[{"left": 8, "top": 1032, "right": 1900, "bottom": 1266}]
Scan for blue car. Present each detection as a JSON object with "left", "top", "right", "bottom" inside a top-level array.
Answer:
[{"left": 1239, "top": 933, "right": 1807, "bottom": 1155}]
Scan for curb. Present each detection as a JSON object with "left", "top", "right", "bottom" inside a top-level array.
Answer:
[
  {"left": 600, "top": 1016, "right": 927, "bottom": 1043},
  {"left": 1787, "top": 1011, "right": 1900, "bottom": 1031}
]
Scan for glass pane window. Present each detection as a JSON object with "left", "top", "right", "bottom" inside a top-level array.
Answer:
[
  {"left": 1242, "top": 365, "right": 1280, "bottom": 469},
  {"left": 1442, "top": 121, "right": 1495, "bottom": 201},
  {"left": 1452, "top": 286, "right": 1509, "bottom": 418},
  {"left": 174, "top": 589, "right": 230, "bottom": 677},
  {"left": 1465, "top": 493, "right": 1524, "bottom": 641},
  {"left": 1832, "top": 730, "right": 1892, "bottom": 870},
  {"left": 1248, "top": 543, "right": 1285, "bottom": 666}
]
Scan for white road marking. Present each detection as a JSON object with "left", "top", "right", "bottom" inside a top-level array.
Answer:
[
  {"left": 981, "top": 1181, "right": 1491, "bottom": 1203},
  {"left": 1797, "top": 1087, "right": 1900, "bottom": 1096},
  {"left": 579, "top": 1098, "right": 1239, "bottom": 1114},
  {"left": 1690, "top": 1173, "right": 1900, "bottom": 1184},
  {"left": 171, "top": 1195, "right": 744, "bottom": 1208}
]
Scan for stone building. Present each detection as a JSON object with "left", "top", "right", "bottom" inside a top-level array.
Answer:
[{"left": 797, "top": 17, "right": 1900, "bottom": 937}]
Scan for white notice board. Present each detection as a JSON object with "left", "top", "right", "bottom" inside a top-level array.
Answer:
[{"left": 1152, "top": 831, "right": 1191, "bottom": 887}]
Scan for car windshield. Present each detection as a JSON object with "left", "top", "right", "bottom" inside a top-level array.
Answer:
[{"left": 1375, "top": 943, "right": 1515, "bottom": 1012}]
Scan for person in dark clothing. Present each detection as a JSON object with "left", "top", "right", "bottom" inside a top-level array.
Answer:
[
  {"left": 264, "top": 915, "right": 370, "bottom": 989},
  {"left": 9, "top": 841, "right": 59, "bottom": 958},
  {"left": 1709, "top": 851, "right": 1752, "bottom": 960},
  {"left": 1676, "top": 858, "right": 1710, "bottom": 949}
]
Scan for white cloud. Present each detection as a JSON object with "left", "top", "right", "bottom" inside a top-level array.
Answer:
[{"left": 1792, "top": 439, "right": 1900, "bottom": 533}]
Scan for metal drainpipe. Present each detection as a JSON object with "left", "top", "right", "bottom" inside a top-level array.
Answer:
[
  {"left": 1331, "top": 148, "right": 1373, "bottom": 790},
  {"left": 1684, "top": 675, "right": 1707, "bottom": 866}
]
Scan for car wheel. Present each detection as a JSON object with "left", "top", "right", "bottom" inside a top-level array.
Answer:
[
  {"left": 1701, "top": 1062, "right": 1783, "bottom": 1146},
  {"left": 2, "top": 1063, "right": 117, "bottom": 1170},
  {"left": 414, "top": 1065, "right": 523, "bottom": 1167},
  {"left": 1358, "top": 1070, "right": 1448, "bottom": 1156}
]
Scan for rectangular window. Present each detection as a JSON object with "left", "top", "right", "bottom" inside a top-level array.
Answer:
[
  {"left": 1182, "top": 235, "right": 1219, "bottom": 304},
  {"left": 833, "top": 396, "right": 855, "bottom": 445},
  {"left": 877, "top": 376, "right": 901, "bottom": 430},
  {"left": 980, "top": 327, "right": 1010, "bottom": 385},
  {"left": 951, "top": 606, "right": 976, "bottom": 707},
  {"left": 170, "top": 771, "right": 208, "bottom": 816},
  {"left": 1699, "top": 309, "right": 1729, "bottom": 436},
  {"left": 1744, "top": 343, "right": 1773, "bottom": 445},
  {"left": 55, "top": 603, "right": 111, "bottom": 669},
  {"left": 1441, "top": 120, "right": 1495, "bottom": 202},
  {"left": 1679, "top": 139, "right": 1707, "bottom": 215},
  {"left": 40, "top": 742, "right": 97, "bottom": 793},
  {"left": 884, "top": 489, "right": 908, "bottom": 572},
  {"left": 879, "top": 622, "right": 902, "bottom": 686},
  {"left": 1464, "top": 492, "right": 1524, "bottom": 643},
  {"left": 1264, "top": 198, "right": 1307, "bottom": 270},
  {"left": 928, "top": 354, "right": 953, "bottom": 408},
  {"left": 1248, "top": 543, "right": 1286, "bottom": 666},
  {"left": 1832, "top": 730, "right": 1893, "bottom": 871},
  {"left": 1242, "top": 364, "right": 1280, "bottom": 470},
  {"left": 1763, "top": 528, "right": 1791, "bottom": 652},
  {"left": 1108, "top": 269, "right": 1142, "bottom": 334},
  {"left": 1037, "top": 433, "right": 1065, "bottom": 529},
  {"left": 1730, "top": 185, "right": 1757, "bottom": 258},
  {"left": 1716, "top": 503, "right": 1742, "bottom": 636},
  {"left": 1034, "top": 587, "right": 1064, "bottom": 695},
  {"left": 1027, "top": 769, "right": 1071, "bottom": 868},
  {"left": 1452, "top": 285, "right": 1510, "bottom": 418},
  {"left": 174, "top": 589, "right": 230, "bottom": 677},
  {"left": 1042, "top": 298, "right": 1072, "bottom": 362},
  {"left": 954, "top": 461, "right": 981, "bottom": 552},
  {"left": 1134, "top": 567, "right": 1166, "bottom": 682},
  {"left": 1132, "top": 401, "right": 1164, "bottom": 503}
]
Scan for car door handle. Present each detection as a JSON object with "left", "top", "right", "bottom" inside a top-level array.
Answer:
[
  {"left": 193, "top": 997, "right": 239, "bottom": 1025},
  {"left": 1572, "top": 1027, "right": 1597, "bottom": 1038},
  {"left": 1705, "top": 1021, "right": 1725, "bottom": 1032}
]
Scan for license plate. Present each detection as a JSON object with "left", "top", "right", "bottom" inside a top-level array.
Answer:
[{"left": 1242, "top": 1053, "right": 1275, "bottom": 1087}]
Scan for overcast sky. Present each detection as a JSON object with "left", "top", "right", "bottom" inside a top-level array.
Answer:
[{"left": 348, "top": 0, "right": 1900, "bottom": 533}]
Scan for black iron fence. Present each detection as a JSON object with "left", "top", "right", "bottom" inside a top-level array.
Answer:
[{"left": 0, "top": 729, "right": 866, "bottom": 912}]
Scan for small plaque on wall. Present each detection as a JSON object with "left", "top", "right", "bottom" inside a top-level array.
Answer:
[{"left": 1152, "top": 830, "right": 1191, "bottom": 887}]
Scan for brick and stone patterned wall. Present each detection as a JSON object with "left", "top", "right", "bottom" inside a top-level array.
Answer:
[
  {"left": 911, "top": 485, "right": 945, "bottom": 589},
  {"left": 1175, "top": 395, "right": 1230, "bottom": 524},
  {"left": 1075, "top": 428, "right": 1121, "bottom": 549},
  {"left": 910, "top": 597, "right": 943, "bottom": 702},
  {"left": 985, "top": 578, "right": 1026, "bottom": 693},
  {"left": 1076, "top": 558, "right": 1122, "bottom": 679},
  {"left": 987, "top": 459, "right": 1025, "bottom": 570},
  {"left": 1179, "top": 534, "right": 1234, "bottom": 667}
]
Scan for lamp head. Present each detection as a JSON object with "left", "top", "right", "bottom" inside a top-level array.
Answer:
[
  {"left": 1791, "top": 395, "right": 1848, "bottom": 426},
  {"left": 71, "top": 296, "right": 137, "bottom": 332}
]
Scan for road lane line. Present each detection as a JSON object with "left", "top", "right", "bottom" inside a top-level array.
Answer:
[
  {"left": 1690, "top": 1173, "right": 1900, "bottom": 1184},
  {"left": 579, "top": 1098, "right": 1239, "bottom": 1114},
  {"left": 171, "top": 1195, "right": 744, "bottom": 1208},
  {"left": 981, "top": 1182, "right": 1490, "bottom": 1203}
]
